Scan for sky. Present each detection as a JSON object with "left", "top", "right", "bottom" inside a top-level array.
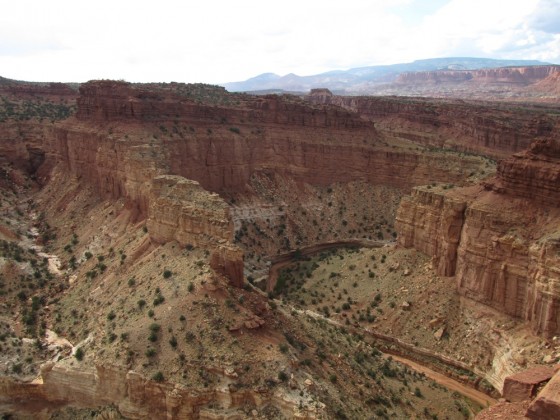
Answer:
[{"left": 1, "top": 0, "right": 559, "bottom": 84}]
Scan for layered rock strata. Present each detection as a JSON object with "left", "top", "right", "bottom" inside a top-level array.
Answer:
[
  {"left": 0, "top": 362, "right": 315, "bottom": 419},
  {"left": 147, "top": 175, "right": 244, "bottom": 287},
  {"left": 65, "top": 81, "right": 486, "bottom": 195},
  {"left": 37, "top": 81, "right": 499, "bottom": 288},
  {"left": 396, "top": 139, "right": 560, "bottom": 336},
  {"left": 395, "top": 65, "right": 560, "bottom": 86},
  {"left": 503, "top": 366, "right": 556, "bottom": 402},
  {"left": 307, "top": 89, "right": 560, "bottom": 159},
  {"left": 526, "top": 368, "right": 560, "bottom": 419}
]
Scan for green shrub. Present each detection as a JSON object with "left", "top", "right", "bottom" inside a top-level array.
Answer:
[
  {"left": 152, "top": 371, "right": 164, "bottom": 382},
  {"left": 169, "top": 336, "right": 177, "bottom": 348}
]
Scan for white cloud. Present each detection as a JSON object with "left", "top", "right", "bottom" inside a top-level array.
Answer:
[{"left": 0, "top": 0, "right": 557, "bottom": 84}]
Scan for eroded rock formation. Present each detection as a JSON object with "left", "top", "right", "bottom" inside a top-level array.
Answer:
[
  {"left": 0, "top": 362, "right": 317, "bottom": 419},
  {"left": 396, "top": 139, "right": 560, "bottom": 337},
  {"left": 526, "top": 368, "right": 560, "bottom": 419},
  {"left": 147, "top": 175, "right": 244, "bottom": 287},
  {"left": 503, "top": 365, "right": 556, "bottom": 402},
  {"left": 307, "top": 89, "right": 559, "bottom": 159},
  {"left": 395, "top": 65, "right": 560, "bottom": 86},
  {"left": 30, "top": 80, "right": 490, "bottom": 289}
]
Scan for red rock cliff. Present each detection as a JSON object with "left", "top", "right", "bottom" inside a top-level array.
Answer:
[
  {"left": 307, "top": 91, "right": 559, "bottom": 159},
  {"left": 46, "top": 81, "right": 488, "bottom": 199},
  {"left": 395, "top": 65, "right": 560, "bottom": 86},
  {"left": 35, "top": 81, "right": 493, "bottom": 287},
  {"left": 396, "top": 138, "right": 560, "bottom": 337},
  {"left": 146, "top": 175, "right": 244, "bottom": 287}
]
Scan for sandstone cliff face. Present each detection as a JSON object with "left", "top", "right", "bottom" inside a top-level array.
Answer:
[
  {"left": 36, "top": 81, "right": 495, "bottom": 290},
  {"left": 40, "top": 124, "right": 167, "bottom": 216},
  {"left": 147, "top": 175, "right": 244, "bottom": 287},
  {"left": 527, "top": 236, "right": 560, "bottom": 336},
  {"left": 454, "top": 202, "right": 530, "bottom": 319},
  {"left": 76, "top": 80, "right": 366, "bottom": 129},
  {"left": 0, "top": 362, "right": 315, "bottom": 419},
  {"left": 396, "top": 188, "right": 466, "bottom": 276},
  {"left": 0, "top": 122, "right": 47, "bottom": 172},
  {"left": 395, "top": 138, "right": 560, "bottom": 337},
  {"left": 43, "top": 81, "right": 491, "bottom": 207},
  {"left": 496, "top": 138, "right": 560, "bottom": 207},
  {"left": 72, "top": 81, "right": 482, "bottom": 193},
  {"left": 307, "top": 90, "right": 559, "bottom": 159},
  {"left": 395, "top": 65, "right": 560, "bottom": 86},
  {"left": 0, "top": 81, "right": 77, "bottom": 100},
  {"left": 147, "top": 175, "right": 233, "bottom": 247},
  {"left": 526, "top": 368, "right": 560, "bottom": 419}
]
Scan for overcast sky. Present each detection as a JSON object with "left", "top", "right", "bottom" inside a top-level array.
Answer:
[{"left": 1, "top": 0, "right": 559, "bottom": 84}]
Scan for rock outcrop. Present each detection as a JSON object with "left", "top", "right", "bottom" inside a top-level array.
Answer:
[
  {"left": 30, "top": 80, "right": 490, "bottom": 219},
  {"left": 0, "top": 362, "right": 317, "bottom": 419},
  {"left": 307, "top": 90, "right": 559, "bottom": 159},
  {"left": 65, "top": 81, "right": 488, "bottom": 195},
  {"left": 503, "top": 366, "right": 556, "bottom": 402},
  {"left": 395, "top": 138, "right": 560, "bottom": 337},
  {"left": 147, "top": 175, "right": 233, "bottom": 247},
  {"left": 396, "top": 188, "right": 466, "bottom": 276},
  {"left": 395, "top": 65, "right": 560, "bottom": 86},
  {"left": 495, "top": 138, "right": 560, "bottom": 206},
  {"left": 147, "top": 175, "right": 244, "bottom": 287},
  {"left": 526, "top": 368, "right": 560, "bottom": 419}
]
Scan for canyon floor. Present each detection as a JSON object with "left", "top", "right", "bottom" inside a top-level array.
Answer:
[
  {"left": 1, "top": 78, "right": 560, "bottom": 419},
  {"left": 1, "top": 169, "right": 484, "bottom": 419}
]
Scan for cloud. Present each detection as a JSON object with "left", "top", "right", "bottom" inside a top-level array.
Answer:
[
  {"left": 528, "top": 0, "right": 560, "bottom": 33},
  {"left": 0, "top": 0, "right": 557, "bottom": 84}
]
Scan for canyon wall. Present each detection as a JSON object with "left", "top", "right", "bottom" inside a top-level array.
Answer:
[
  {"left": 147, "top": 175, "right": 244, "bottom": 287},
  {"left": 395, "top": 139, "right": 560, "bottom": 337},
  {"left": 0, "top": 122, "right": 47, "bottom": 172},
  {"left": 38, "top": 81, "right": 495, "bottom": 288},
  {"left": 395, "top": 65, "right": 560, "bottom": 86},
  {"left": 0, "top": 361, "right": 314, "bottom": 419},
  {"left": 396, "top": 188, "right": 466, "bottom": 276},
  {"left": 49, "top": 81, "right": 490, "bottom": 197},
  {"left": 6, "top": 80, "right": 552, "bottom": 293},
  {"left": 307, "top": 89, "right": 559, "bottom": 159}
]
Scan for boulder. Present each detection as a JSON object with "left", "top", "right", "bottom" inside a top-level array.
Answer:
[{"left": 503, "top": 366, "right": 556, "bottom": 402}]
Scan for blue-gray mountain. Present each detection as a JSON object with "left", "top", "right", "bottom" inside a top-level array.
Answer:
[{"left": 222, "top": 57, "right": 551, "bottom": 94}]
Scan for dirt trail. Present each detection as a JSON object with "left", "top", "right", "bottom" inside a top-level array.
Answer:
[
  {"left": 294, "top": 307, "right": 497, "bottom": 408},
  {"left": 389, "top": 354, "right": 497, "bottom": 407}
]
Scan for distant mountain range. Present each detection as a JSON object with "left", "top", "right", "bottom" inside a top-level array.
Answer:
[{"left": 222, "top": 57, "right": 551, "bottom": 94}]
